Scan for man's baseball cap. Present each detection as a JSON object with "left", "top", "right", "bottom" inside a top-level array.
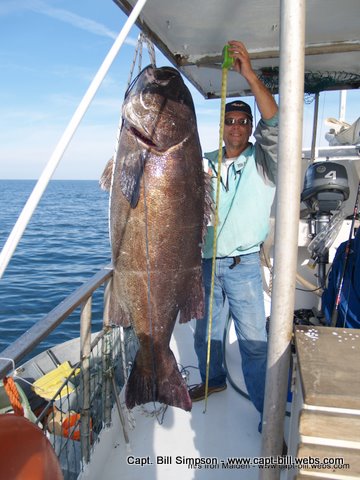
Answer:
[{"left": 225, "top": 100, "right": 252, "bottom": 120}]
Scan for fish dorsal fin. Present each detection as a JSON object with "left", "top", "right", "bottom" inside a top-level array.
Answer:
[{"left": 99, "top": 157, "right": 114, "bottom": 192}]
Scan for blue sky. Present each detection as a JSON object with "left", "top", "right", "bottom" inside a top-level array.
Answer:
[{"left": 0, "top": 0, "right": 359, "bottom": 180}]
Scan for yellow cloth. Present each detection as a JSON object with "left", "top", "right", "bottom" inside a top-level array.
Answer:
[{"left": 33, "top": 362, "right": 80, "bottom": 400}]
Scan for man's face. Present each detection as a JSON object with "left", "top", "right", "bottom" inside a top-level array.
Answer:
[{"left": 223, "top": 111, "right": 252, "bottom": 153}]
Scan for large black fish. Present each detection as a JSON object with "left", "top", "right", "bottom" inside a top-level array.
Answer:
[{"left": 100, "top": 65, "right": 208, "bottom": 411}]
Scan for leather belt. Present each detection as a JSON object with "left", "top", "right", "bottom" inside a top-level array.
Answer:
[{"left": 215, "top": 255, "right": 241, "bottom": 269}]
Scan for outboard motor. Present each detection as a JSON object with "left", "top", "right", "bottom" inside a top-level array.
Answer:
[
  {"left": 301, "top": 162, "right": 349, "bottom": 213},
  {"left": 301, "top": 161, "right": 349, "bottom": 288}
]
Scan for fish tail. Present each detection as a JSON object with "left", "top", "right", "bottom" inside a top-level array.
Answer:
[{"left": 125, "top": 351, "right": 192, "bottom": 412}]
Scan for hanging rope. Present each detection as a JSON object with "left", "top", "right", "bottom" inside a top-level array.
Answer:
[
  {"left": 2, "top": 376, "right": 24, "bottom": 416},
  {"left": 109, "top": 32, "right": 157, "bottom": 241},
  {"left": 126, "top": 32, "right": 157, "bottom": 88},
  {"left": 141, "top": 33, "right": 156, "bottom": 67},
  {"left": 111, "top": 35, "right": 165, "bottom": 422},
  {"left": 203, "top": 46, "right": 233, "bottom": 412}
]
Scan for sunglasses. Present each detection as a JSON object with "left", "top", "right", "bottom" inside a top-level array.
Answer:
[{"left": 224, "top": 117, "right": 251, "bottom": 126}]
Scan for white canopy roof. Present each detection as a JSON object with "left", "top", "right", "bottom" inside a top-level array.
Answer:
[{"left": 114, "top": 0, "right": 360, "bottom": 98}]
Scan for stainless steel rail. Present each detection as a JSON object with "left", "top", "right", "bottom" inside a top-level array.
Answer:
[
  {"left": 0, "top": 265, "right": 113, "bottom": 379},
  {"left": 260, "top": 0, "right": 306, "bottom": 474}
]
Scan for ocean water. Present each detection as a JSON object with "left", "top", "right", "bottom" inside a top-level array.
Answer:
[{"left": 0, "top": 180, "right": 111, "bottom": 356}]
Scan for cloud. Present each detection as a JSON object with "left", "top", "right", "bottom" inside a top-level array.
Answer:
[
  {"left": 0, "top": 0, "right": 137, "bottom": 45},
  {"left": 30, "top": 0, "right": 119, "bottom": 40}
]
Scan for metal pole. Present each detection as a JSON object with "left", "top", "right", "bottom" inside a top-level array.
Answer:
[
  {"left": 102, "top": 278, "right": 113, "bottom": 426},
  {"left": 102, "top": 328, "right": 113, "bottom": 427},
  {"left": 0, "top": 0, "right": 149, "bottom": 280},
  {"left": 260, "top": 1, "right": 305, "bottom": 478},
  {"left": 339, "top": 90, "right": 347, "bottom": 121},
  {"left": 103, "top": 277, "right": 112, "bottom": 329},
  {"left": 310, "top": 92, "right": 319, "bottom": 162},
  {"left": 0, "top": 266, "right": 112, "bottom": 379},
  {"left": 80, "top": 296, "right": 92, "bottom": 465}
]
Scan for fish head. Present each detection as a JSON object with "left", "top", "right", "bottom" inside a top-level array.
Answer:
[{"left": 122, "top": 65, "right": 196, "bottom": 152}]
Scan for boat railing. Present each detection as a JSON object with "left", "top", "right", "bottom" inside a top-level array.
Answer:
[
  {"left": 0, "top": 265, "right": 113, "bottom": 379},
  {"left": 0, "top": 264, "right": 135, "bottom": 480},
  {"left": 302, "top": 144, "right": 360, "bottom": 161}
]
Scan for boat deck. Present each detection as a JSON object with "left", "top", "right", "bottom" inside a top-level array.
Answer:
[{"left": 80, "top": 319, "right": 289, "bottom": 480}]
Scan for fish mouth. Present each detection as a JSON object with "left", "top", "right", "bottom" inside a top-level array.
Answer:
[{"left": 130, "top": 125, "right": 157, "bottom": 149}]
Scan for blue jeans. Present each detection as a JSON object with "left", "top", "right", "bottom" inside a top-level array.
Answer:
[{"left": 194, "top": 254, "right": 267, "bottom": 414}]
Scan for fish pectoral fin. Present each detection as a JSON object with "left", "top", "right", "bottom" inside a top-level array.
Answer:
[
  {"left": 179, "top": 268, "right": 205, "bottom": 323},
  {"left": 119, "top": 151, "right": 146, "bottom": 208},
  {"left": 99, "top": 157, "right": 114, "bottom": 192},
  {"left": 109, "top": 296, "right": 132, "bottom": 328}
]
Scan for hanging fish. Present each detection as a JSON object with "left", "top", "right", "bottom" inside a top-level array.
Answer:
[{"left": 100, "top": 65, "right": 210, "bottom": 412}]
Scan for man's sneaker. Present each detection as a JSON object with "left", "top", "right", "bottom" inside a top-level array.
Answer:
[{"left": 189, "top": 383, "right": 227, "bottom": 402}]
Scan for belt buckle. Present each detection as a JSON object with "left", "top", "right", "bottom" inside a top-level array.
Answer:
[{"left": 229, "top": 256, "right": 241, "bottom": 269}]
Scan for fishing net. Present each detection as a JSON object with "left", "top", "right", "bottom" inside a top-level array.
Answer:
[{"left": 259, "top": 67, "right": 360, "bottom": 99}]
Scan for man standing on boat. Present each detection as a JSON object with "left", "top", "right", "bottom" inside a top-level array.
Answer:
[{"left": 190, "top": 40, "right": 278, "bottom": 432}]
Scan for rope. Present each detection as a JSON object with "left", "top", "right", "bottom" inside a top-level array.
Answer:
[
  {"left": 203, "top": 52, "right": 231, "bottom": 412},
  {"left": 109, "top": 32, "right": 157, "bottom": 235},
  {"left": 126, "top": 33, "right": 157, "bottom": 90},
  {"left": 141, "top": 33, "right": 156, "bottom": 66},
  {"left": 2, "top": 376, "right": 24, "bottom": 416},
  {"left": 107, "top": 33, "right": 160, "bottom": 422},
  {"left": 126, "top": 34, "right": 141, "bottom": 87}
]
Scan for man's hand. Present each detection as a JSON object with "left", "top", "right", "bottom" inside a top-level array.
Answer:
[
  {"left": 227, "top": 40, "right": 278, "bottom": 120},
  {"left": 228, "top": 40, "right": 256, "bottom": 82}
]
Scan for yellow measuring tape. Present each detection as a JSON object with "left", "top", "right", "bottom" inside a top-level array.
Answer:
[{"left": 203, "top": 46, "right": 233, "bottom": 412}]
